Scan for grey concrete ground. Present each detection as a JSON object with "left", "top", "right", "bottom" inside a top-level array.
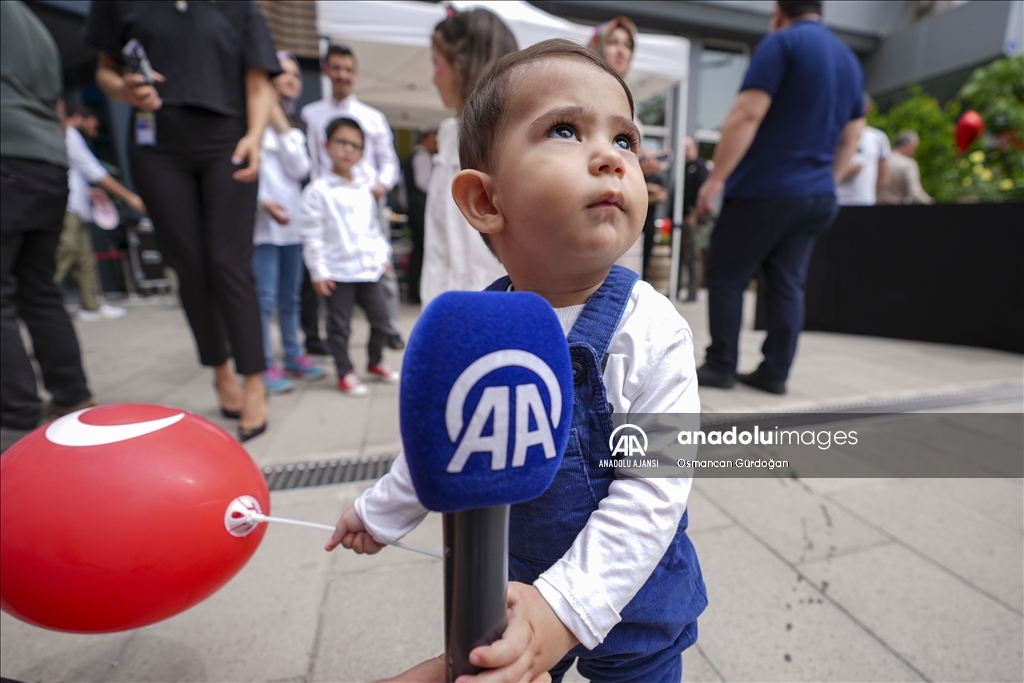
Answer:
[{"left": 2, "top": 291, "right": 1022, "bottom": 683}]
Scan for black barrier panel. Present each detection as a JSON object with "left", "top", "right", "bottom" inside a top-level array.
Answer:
[
  {"left": 756, "top": 202, "right": 1024, "bottom": 354},
  {"left": 606, "top": 413, "right": 1023, "bottom": 478}
]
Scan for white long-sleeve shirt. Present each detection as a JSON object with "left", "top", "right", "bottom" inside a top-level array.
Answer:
[
  {"left": 299, "top": 173, "right": 391, "bottom": 283},
  {"left": 419, "top": 117, "right": 506, "bottom": 306},
  {"left": 255, "top": 127, "right": 310, "bottom": 246},
  {"left": 65, "top": 126, "right": 108, "bottom": 220},
  {"left": 300, "top": 94, "right": 399, "bottom": 187},
  {"left": 355, "top": 280, "right": 698, "bottom": 649}
]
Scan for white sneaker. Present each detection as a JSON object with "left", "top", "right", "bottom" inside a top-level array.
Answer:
[
  {"left": 76, "top": 309, "right": 101, "bottom": 322},
  {"left": 98, "top": 304, "right": 126, "bottom": 320}
]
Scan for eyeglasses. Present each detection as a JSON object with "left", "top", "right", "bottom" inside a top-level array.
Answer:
[{"left": 328, "top": 138, "right": 363, "bottom": 151}]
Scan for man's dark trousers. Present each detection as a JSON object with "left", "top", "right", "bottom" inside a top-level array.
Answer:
[
  {"left": 704, "top": 194, "right": 837, "bottom": 383},
  {"left": 1, "top": 157, "right": 91, "bottom": 429}
]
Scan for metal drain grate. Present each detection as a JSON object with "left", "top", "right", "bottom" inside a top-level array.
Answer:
[
  {"left": 263, "top": 455, "right": 396, "bottom": 491},
  {"left": 262, "top": 383, "right": 1021, "bottom": 492}
]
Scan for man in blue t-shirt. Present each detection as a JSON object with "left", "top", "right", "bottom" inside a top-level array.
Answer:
[{"left": 695, "top": 0, "right": 864, "bottom": 395}]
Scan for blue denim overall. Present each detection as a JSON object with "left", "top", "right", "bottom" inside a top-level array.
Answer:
[{"left": 486, "top": 266, "right": 707, "bottom": 683}]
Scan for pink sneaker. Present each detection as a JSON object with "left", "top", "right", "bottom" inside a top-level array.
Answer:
[
  {"left": 367, "top": 362, "right": 400, "bottom": 383},
  {"left": 338, "top": 372, "right": 368, "bottom": 397}
]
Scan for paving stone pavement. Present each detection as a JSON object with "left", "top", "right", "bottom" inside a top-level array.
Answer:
[{"left": 2, "top": 292, "right": 1021, "bottom": 683}]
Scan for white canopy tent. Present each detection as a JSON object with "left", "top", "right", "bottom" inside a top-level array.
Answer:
[{"left": 316, "top": 0, "right": 691, "bottom": 295}]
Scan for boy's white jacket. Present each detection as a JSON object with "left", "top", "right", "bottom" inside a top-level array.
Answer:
[
  {"left": 299, "top": 174, "right": 391, "bottom": 283},
  {"left": 356, "top": 280, "right": 698, "bottom": 649}
]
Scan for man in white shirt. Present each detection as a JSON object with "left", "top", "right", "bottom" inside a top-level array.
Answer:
[
  {"left": 59, "top": 104, "right": 145, "bottom": 321},
  {"left": 836, "top": 124, "right": 891, "bottom": 206},
  {"left": 301, "top": 45, "right": 404, "bottom": 347}
]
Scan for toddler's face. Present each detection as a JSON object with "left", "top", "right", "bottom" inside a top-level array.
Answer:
[
  {"left": 488, "top": 59, "right": 647, "bottom": 283},
  {"left": 326, "top": 127, "right": 364, "bottom": 176}
]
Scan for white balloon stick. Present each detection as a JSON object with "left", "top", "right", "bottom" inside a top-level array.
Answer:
[{"left": 249, "top": 513, "right": 443, "bottom": 560}]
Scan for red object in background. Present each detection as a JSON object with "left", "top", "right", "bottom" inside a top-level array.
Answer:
[
  {"left": 657, "top": 217, "right": 672, "bottom": 239},
  {"left": 956, "top": 111, "right": 985, "bottom": 153},
  {"left": 0, "top": 404, "right": 269, "bottom": 633}
]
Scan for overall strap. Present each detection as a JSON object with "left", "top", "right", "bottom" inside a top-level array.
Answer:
[
  {"left": 484, "top": 275, "right": 512, "bottom": 292},
  {"left": 566, "top": 265, "right": 638, "bottom": 359}
]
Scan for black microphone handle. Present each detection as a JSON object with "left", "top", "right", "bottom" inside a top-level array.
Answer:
[{"left": 443, "top": 505, "right": 510, "bottom": 682}]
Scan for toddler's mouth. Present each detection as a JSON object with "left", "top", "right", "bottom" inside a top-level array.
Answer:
[{"left": 588, "top": 192, "right": 624, "bottom": 211}]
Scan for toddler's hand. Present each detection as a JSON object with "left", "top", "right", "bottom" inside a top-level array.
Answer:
[
  {"left": 325, "top": 504, "right": 385, "bottom": 554},
  {"left": 455, "top": 582, "right": 577, "bottom": 683}
]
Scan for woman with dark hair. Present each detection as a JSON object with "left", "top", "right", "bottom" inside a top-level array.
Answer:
[
  {"left": 85, "top": 0, "right": 280, "bottom": 441},
  {"left": 418, "top": 7, "right": 518, "bottom": 306}
]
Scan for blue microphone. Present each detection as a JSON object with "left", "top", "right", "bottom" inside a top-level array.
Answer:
[{"left": 400, "top": 291, "right": 573, "bottom": 680}]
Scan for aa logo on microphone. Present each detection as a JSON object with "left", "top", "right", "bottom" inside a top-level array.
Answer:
[
  {"left": 445, "top": 350, "right": 563, "bottom": 473},
  {"left": 608, "top": 424, "right": 648, "bottom": 458}
]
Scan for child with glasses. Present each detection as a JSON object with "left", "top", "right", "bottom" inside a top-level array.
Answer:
[{"left": 299, "top": 117, "right": 399, "bottom": 396}]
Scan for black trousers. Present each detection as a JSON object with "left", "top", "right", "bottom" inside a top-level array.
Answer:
[
  {"left": 323, "top": 280, "right": 389, "bottom": 376},
  {"left": 1, "top": 158, "right": 91, "bottom": 429},
  {"left": 129, "top": 106, "right": 264, "bottom": 375},
  {"left": 704, "top": 195, "right": 837, "bottom": 382},
  {"left": 300, "top": 266, "right": 323, "bottom": 347}
]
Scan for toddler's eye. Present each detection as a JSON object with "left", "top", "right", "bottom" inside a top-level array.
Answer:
[
  {"left": 549, "top": 123, "right": 578, "bottom": 140},
  {"left": 614, "top": 134, "right": 637, "bottom": 152}
]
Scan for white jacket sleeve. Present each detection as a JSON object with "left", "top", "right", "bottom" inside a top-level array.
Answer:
[
  {"left": 299, "top": 186, "right": 330, "bottom": 282},
  {"left": 534, "top": 326, "right": 698, "bottom": 649},
  {"left": 278, "top": 128, "right": 311, "bottom": 181},
  {"left": 354, "top": 452, "right": 429, "bottom": 545}
]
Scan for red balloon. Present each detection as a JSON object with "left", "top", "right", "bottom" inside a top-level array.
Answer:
[
  {"left": 956, "top": 110, "right": 985, "bottom": 153},
  {"left": 0, "top": 404, "right": 269, "bottom": 633}
]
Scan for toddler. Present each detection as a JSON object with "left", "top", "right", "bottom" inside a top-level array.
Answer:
[{"left": 327, "top": 41, "right": 706, "bottom": 682}]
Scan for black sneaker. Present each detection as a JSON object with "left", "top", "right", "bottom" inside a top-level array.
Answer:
[
  {"left": 696, "top": 363, "right": 736, "bottom": 389},
  {"left": 738, "top": 370, "right": 787, "bottom": 395},
  {"left": 387, "top": 334, "right": 406, "bottom": 351}
]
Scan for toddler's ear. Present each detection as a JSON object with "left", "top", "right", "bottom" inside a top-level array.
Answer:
[{"left": 452, "top": 170, "right": 504, "bottom": 236}]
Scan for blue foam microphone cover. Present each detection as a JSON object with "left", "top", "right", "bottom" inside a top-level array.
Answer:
[{"left": 400, "top": 291, "right": 573, "bottom": 513}]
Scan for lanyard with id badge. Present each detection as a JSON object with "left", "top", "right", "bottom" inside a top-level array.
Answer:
[{"left": 123, "top": 39, "right": 158, "bottom": 146}]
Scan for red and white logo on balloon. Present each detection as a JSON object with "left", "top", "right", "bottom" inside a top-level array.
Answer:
[{"left": 46, "top": 404, "right": 186, "bottom": 447}]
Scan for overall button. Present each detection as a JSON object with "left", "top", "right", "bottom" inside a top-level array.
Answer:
[{"left": 571, "top": 359, "right": 587, "bottom": 386}]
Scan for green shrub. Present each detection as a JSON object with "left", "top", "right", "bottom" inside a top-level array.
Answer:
[{"left": 867, "top": 55, "right": 1024, "bottom": 203}]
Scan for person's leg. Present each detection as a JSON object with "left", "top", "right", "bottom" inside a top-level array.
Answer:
[
  {"left": 71, "top": 216, "right": 100, "bottom": 312},
  {"left": 355, "top": 280, "right": 391, "bottom": 368},
  {"left": 703, "top": 199, "right": 778, "bottom": 376},
  {"left": 277, "top": 244, "right": 304, "bottom": 363},
  {"left": 252, "top": 243, "right": 278, "bottom": 369},
  {"left": 1, "top": 158, "right": 90, "bottom": 427},
  {"left": 130, "top": 142, "right": 231, "bottom": 369},
  {"left": 376, "top": 205, "right": 403, "bottom": 342},
  {"left": 300, "top": 266, "right": 326, "bottom": 354},
  {"left": 678, "top": 220, "right": 700, "bottom": 301},
  {"left": 757, "top": 196, "right": 837, "bottom": 383},
  {"left": 324, "top": 282, "right": 357, "bottom": 377},
  {"left": 1, "top": 230, "right": 41, "bottom": 429},
  {"left": 53, "top": 212, "right": 77, "bottom": 290},
  {"left": 197, "top": 150, "right": 264, "bottom": 377}
]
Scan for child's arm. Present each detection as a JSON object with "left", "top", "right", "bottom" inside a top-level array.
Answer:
[
  {"left": 325, "top": 451, "right": 429, "bottom": 552},
  {"left": 299, "top": 184, "right": 330, "bottom": 285}
]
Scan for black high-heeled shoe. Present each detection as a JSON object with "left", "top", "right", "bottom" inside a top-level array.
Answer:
[
  {"left": 238, "top": 420, "right": 268, "bottom": 442},
  {"left": 214, "top": 382, "right": 242, "bottom": 419}
]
